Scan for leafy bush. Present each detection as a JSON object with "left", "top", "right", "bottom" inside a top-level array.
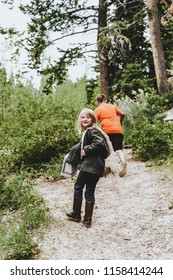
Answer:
[
  {"left": 0, "top": 69, "right": 88, "bottom": 259},
  {"left": 0, "top": 175, "right": 32, "bottom": 210},
  {"left": 0, "top": 172, "right": 49, "bottom": 259},
  {"left": 0, "top": 87, "right": 83, "bottom": 172},
  {"left": 114, "top": 89, "right": 173, "bottom": 161},
  {"left": 4, "top": 226, "right": 39, "bottom": 260},
  {"left": 113, "top": 89, "right": 149, "bottom": 145},
  {"left": 131, "top": 119, "right": 173, "bottom": 161}
]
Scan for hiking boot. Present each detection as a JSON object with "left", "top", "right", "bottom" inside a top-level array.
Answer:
[
  {"left": 83, "top": 201, "right": 94, "bottom": 228},
  {"left": 119, "top": 161, "right": 127, "bottom": 177},
  {"left": 66, "top": 211, "right": 81, "bottom": 222},
  {"left": 66, "top": 197, "right": 82, "bottom": 222}
]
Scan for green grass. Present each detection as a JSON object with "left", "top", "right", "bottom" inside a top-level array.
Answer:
[{"left": 0, "top": 174, "right": 50, "bottom": 260}]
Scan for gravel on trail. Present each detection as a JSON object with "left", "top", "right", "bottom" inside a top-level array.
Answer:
[{"left": 35, "top": 149, "right": 173, "bottom": 260}]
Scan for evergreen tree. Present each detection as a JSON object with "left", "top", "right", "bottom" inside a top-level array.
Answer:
[
  {"left": 108, "top": 0, "right": 155, "bottom": 98},
  {"left": 2, "top": 0, "right": 172, "bottom": 98}
]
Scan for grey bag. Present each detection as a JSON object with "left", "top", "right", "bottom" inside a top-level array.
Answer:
[{"left": 61, "top": 153, "right": 77, "bottom": 178}]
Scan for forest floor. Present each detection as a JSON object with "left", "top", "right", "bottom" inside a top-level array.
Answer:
[{"left": 35, "top": 149, "right": 173, "bottom": 260}]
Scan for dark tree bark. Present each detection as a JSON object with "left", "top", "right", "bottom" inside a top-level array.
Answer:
[
  {"left": 146, "top": 0, "right": 170, "bottom": 94},
  {"left": 98, "top": 0, "right": 109, "bottom": 97}
]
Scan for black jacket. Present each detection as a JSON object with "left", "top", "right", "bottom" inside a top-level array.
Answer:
[{"left": 67, "top": 127, "right": 111, "bottom": 177}]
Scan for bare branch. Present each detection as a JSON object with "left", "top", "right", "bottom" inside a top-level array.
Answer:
[{"left": 51, "top": 27, "right": 98, "bottom": 43}]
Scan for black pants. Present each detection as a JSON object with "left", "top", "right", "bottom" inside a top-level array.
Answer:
[
  {"left": 74, "top": 171, "right": 100, "bottom": 203},
  {"left": 107, "top": 133, "right": 123, "bottom": 151}
]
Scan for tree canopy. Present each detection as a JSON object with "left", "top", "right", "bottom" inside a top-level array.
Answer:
[{"left": 0, "top": 0, "right": 173, "bottom": 96}]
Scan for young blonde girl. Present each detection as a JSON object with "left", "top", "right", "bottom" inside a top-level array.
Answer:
[{"left": 66, "top": 108, "right": 112, "bottom": 228}]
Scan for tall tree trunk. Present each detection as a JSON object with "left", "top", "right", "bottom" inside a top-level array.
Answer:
[
  {"left": 146, "top": 0, "right": 169, "bottom": 94},
  {"left": 98, "top": 0, "right": 109, "bottom": 97}
]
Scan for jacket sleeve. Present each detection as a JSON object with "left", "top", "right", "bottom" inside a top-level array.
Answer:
[
  {"left": 84, "top": 129, "right": 105, "bottom": 156},
  {"left": 66, "top": 142, "right": 81, "bottom": 167}
]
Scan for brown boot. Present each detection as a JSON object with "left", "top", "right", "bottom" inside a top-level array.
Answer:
[
  {"left": 83, "top": 201, "right": 94, "bottom": 228},
  {"left": 66, "top": 197, "right": 82, "bottom": 222}
]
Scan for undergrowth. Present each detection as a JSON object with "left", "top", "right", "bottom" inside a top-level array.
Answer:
[
  {"left": 0, "top": 67, "right": 173, "bottom": 259},
  {"left": 0, "top": 173, "right": 50, "bottom": 260}
]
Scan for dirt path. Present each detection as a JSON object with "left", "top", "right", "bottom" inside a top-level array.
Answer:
[{"left": 35, "top": 149, "right": 173, "bottom": 260}]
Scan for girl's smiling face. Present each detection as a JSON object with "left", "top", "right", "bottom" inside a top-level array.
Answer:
[{"left": 80, "top": 113, "right": 92, "bottom": 130}]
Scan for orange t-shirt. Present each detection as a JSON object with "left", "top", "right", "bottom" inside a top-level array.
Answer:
[{"left": 94, "top": 102, "right": 124, "bottom": 134}]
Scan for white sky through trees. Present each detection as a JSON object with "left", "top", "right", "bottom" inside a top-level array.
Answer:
[{"left": 0, "top": 0, "right": 98, "bottom": 88}]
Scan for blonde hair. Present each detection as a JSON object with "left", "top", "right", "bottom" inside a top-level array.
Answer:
[{"left": 76, "top": 108, "right": 97, "bottom": 133}]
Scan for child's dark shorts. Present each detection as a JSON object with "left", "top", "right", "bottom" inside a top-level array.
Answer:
[{"left": 107, "top": 133, "right": 124, "bottom": 151}]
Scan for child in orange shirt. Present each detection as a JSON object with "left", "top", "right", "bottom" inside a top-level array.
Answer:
[{"left": 94, "top": 94, "right": 127, "bottom": 177}]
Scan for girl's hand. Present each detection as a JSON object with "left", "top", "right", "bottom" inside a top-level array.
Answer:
[{"left": 81, "top": 149, "right": 86, "bottom": 157}]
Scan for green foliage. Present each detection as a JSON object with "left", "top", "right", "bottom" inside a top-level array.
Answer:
[
  {"left": 114, "top": 63, "right": 154, "bottom": 99},
  {"left": 0, "top": 84, "right": 83, "bottom": 172},
  {"left": 0, "top": 68, "right": 87, "bottom": 259},
  {"left": 19, "top": 0, "right": 98, "bottom": 88},
  {"left": 160, "top": 91, "right": 173, "bottom": 110},
  {"left": 85, "top": 78, "right": 98, "bottom": 105},
  {"left": 0, "top": 174, "right": 32, "bottom": 210},
  {"left": 113, "top": 89, "right": 149, "bottom": 145},
  {"left": 40, "top": 47, "right": 83, "bottom": 92},
  {"left": 114, "top": 89, "right": 173, "bottom": 162},
  {"left": 40, "top": 156, "right": 64, "bottom": 181},
  {"left": 108, "top": 0, "right": 155, "bottom": 98},
  {"left": 5, "top": 227, "right": 38, "bottom": 260},
  {"left": 0, "top": 67, "right": 88, "bottom": 178},
  {"left": 0, "top": 172, "right": 49, "bottom": 259},
  {"left": 131, "top": 119, "right": 173, "bottom": 161},
  {"left": 0, "top": 214, "right": 41, "bottom": 260}
]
